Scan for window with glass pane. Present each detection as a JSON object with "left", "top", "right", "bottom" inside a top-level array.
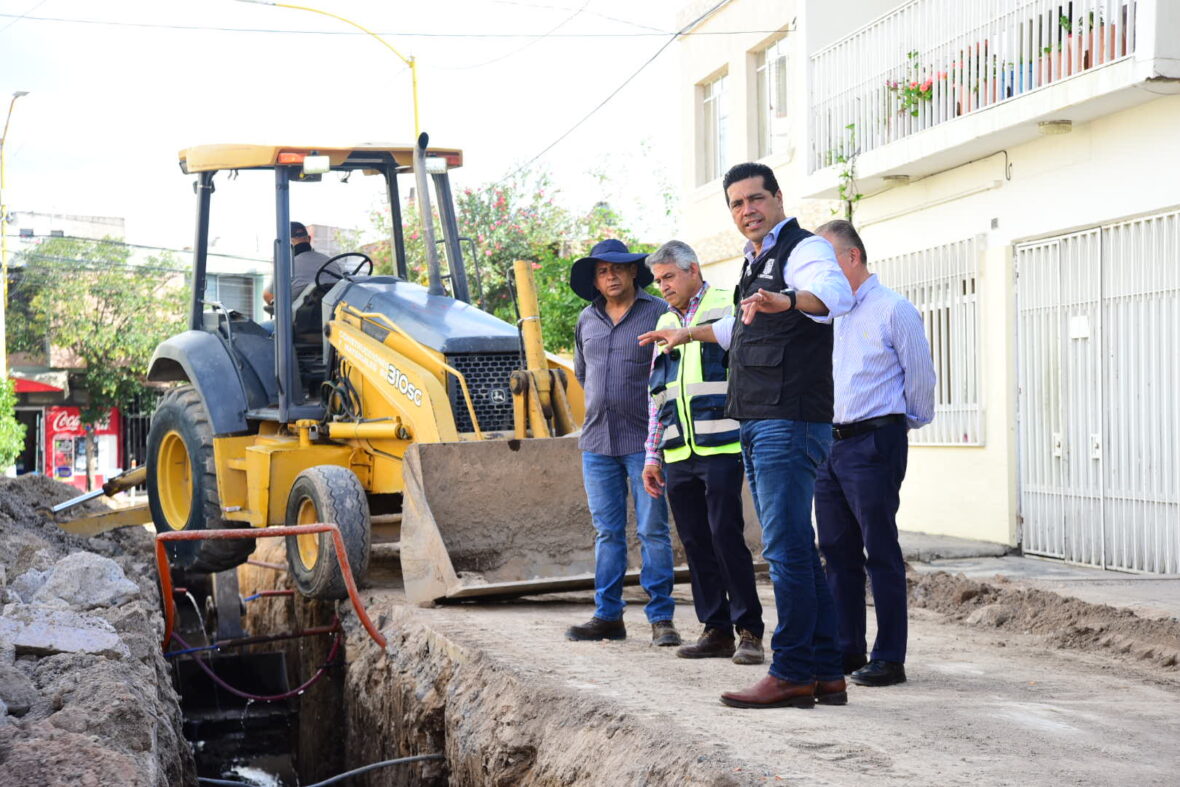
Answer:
[
  {"left": 207, "top": 274, "right": 256, "bottom": 320},
  {"left": 700, "top": 74, "right": 728, "bottom": 184},
  {"left": 755, "top": 39, "right": 788, "bottom": 159}
]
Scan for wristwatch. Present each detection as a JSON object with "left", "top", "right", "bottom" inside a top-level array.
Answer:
[{"left": 779, "top": 288, "right": 797, "bottom": 310}]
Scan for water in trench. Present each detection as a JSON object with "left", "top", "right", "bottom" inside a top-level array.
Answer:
[{"left": 170, "top": 585, "right": 319, "bottom": 786}]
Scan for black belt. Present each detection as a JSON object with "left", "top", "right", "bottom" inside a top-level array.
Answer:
[{"left": 832, "top": 414, "right": 905, "bottom": 440}]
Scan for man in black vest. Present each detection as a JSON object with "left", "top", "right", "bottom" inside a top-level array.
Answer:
[{"left": 640, "top": 162, "right": 853, "bottom": 709}]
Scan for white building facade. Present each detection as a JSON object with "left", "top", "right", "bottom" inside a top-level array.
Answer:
[{"left": 677, "top": 0, "right": 1180, "bottom": 572}]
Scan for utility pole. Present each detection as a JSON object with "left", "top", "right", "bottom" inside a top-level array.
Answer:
[{"left": 0, "top": 90, "right": 31, "bottom": 380}]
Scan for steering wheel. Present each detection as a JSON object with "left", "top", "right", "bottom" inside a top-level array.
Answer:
[{"left": 315, "top": 252, "right": 374, "bottom": 290}]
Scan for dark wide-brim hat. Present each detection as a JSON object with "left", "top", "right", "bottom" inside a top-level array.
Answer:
[{"left": 569, "top": 239, "right": 653, "bottom": 301}]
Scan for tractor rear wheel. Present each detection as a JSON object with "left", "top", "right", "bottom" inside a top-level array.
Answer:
[
  {"left": 146, "top": 386, "right": 254, "bottom": 573},
  {"left": 284, "top": 465, "right": 371, "bottom": 600}
]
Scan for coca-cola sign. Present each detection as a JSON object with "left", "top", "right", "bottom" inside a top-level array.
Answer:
[
  {"left": 45, "top": 407, "right": 116, "bottom": 436},
  {"left": 50, "top": 410, "right": 82, "bottom": 434}
]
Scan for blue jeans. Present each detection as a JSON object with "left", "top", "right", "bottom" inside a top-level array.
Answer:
[
  {"left": 740, "top": 419, "right": 843, "bottom": 683},
  {"left": 582, "top": 451, "right": 675, "bottom": 623}
]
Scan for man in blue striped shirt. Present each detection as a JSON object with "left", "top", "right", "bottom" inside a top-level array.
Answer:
[
  {"left": 566, "top": 239, "right": 680, "bottom": 647},
  {"left": 813, "top": 220, "right": 936, "bottom": 688}
]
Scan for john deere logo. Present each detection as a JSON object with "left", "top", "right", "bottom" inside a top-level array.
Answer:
[{"left": 490, "top": 388, "right": 508, "bottom": 405}]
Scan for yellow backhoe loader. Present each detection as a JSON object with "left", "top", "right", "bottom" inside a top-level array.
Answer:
[{"left": 127, "top": 134, "right": 641, "bottom": 604}]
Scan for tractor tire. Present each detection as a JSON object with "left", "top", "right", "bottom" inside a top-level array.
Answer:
[
  {"left": 146, "top": 386, "right": 255, "bottom": 573},
  {"left": 284, "top": 465, "right": 371, "bottom": 600}
]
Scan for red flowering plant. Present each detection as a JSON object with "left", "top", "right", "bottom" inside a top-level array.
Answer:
[
  {"left": 369, "top": 168, "right": 647, "bottom": 353},
  {"left": 886, "top": 50, "right": 940, "bottom": 117}
]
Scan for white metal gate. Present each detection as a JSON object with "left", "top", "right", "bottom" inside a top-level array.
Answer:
[{"left": 1016, "top": 211, "right": 1180, "bottom": 573}]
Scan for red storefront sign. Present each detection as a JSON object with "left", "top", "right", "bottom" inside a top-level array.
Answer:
[{"left": 43, "top": 406, "right": 123, "bottom": 492}]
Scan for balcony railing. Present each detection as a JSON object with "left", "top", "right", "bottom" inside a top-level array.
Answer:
[{"left": 809, "top": 0, "right": 1138, "bottom": 173}]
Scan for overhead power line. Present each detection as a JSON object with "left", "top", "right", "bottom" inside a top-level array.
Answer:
[
  {"left": 0, "top": 11, "right": 785, "bottom": 38},
  {"left": 497, "top": 0, "right": 756, "bottom": 184},
  {"left": 488, "top": 0, "right": 665, "bottom": 32},
  {"left": 436, "top": 0, "right": 591, "bottom": 71},
  {"left": 0, "top": 0, "right": 48, "bottom": 34},
  {"left": 4, "top": 233, "right": 269, "bottom": 265}
]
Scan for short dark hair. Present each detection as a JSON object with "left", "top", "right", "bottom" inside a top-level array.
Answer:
[
  {"left": 815, "top": 219, "right": 868, "bottom": 265},
  {"left": 722, "top": 163, "right": 780, "bottom": 202},
  {"left": 290, "top": 221, "right": 309, "bottom": 239}
]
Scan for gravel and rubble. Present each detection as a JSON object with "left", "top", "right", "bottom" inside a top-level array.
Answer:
[
  {"left": 0, "top": 475, "right": 195, "bottom": 787},
  {"left": 908, "top": 569, "right": 1180, "bottom": 670}
]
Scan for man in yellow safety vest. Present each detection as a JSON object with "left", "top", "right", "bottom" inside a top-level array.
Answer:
[{"left": 642, "top": 240, "right": 765, "bottom": 665}]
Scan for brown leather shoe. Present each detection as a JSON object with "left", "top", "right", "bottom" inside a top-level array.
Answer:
[
  {"left": 676, "top": 627, "right": 735, "bottom": 659},
  {"left": 732, "top": 629, "right": 764, "bottom": 665},
  {"left": 720, "top": 674, "right": 816, "bottom": 709},
  {"left": 815, "top": 678, "right": 848, "bottom": 706}
]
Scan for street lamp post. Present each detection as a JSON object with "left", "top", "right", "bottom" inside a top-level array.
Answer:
[
  {"left": 0, "top": 90, "right": 30, "bottom": 380},
  {"left": 238, "top": 1, "right": 421, "bottom": 137}
]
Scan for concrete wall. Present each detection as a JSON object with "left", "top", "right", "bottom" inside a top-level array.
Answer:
[
  {"left": 858, "top": 94, "right": 1180, "bottom": 545},
  {"left": 803, "top": 0, "right": 902, "bottom": 55},
  {"left": 676, "top": 0, "right": 1180, "bottom": 547},
  {"left": 676, "top": 0, "right": 836, "bottom": 287}
]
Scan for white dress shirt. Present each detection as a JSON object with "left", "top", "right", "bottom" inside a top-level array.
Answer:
[{"left": 712, "top": 219, "right": 853, "bottom": 349}]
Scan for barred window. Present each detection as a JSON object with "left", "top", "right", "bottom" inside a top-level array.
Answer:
[
  {"left": 207, "top": 274, "right": 256, "bottom": 320},
  {"left": 874, "top": 235, "right": 983, "bottom": 445}
]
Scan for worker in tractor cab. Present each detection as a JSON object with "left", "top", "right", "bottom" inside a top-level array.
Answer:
[
  {"left": 642, "top": 240, "right": 764, "bottom": 666},
  {"left": 263, "top": 221, "right": 343, "bottom": 307}
]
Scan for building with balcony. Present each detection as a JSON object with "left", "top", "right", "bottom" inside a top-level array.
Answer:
[{"left": 676, "top": 0, "right": 1179, "bottom": 573}]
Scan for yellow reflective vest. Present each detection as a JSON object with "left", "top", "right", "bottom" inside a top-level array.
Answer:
[{"left": 648, "top": 285, "right": 741, "bottom": 463}]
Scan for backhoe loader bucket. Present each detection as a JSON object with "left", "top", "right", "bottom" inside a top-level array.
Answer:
[{"left": 401, "top": 436, "right": 602, "bottom": 604}]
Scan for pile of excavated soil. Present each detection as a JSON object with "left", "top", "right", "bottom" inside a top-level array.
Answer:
[
  {"left": 909, "top": 570, "right": 1180, "bottom": 671},
  {"left": 0, "top": 475, "right": 195, "bottom": 786}
]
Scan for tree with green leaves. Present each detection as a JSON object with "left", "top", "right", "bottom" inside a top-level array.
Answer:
[
  {"left": 8, "top": 236, "right": 187, "bottom": 488},
  {"left": 0, "top": 378, "right": 25, "bottom": 471},
  {"left": 371, "top": 168, "right": 653, "bottom": 353}
]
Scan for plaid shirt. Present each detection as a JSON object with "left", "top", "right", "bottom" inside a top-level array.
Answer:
[{"left": 644, "top": 283, "right": 709, "bottom": 466}]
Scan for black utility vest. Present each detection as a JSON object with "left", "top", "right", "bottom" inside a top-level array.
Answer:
[{"left": 726, "top": 219, "right": 835, "bottom": 423}]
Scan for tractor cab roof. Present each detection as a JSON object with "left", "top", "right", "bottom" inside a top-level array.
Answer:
[{"left": 178, "top": 143, "right": 463, "bottom": 174}]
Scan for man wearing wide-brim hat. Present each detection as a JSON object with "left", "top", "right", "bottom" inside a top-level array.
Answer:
[{"left": 565, "top": 239, "right": 681, "bottom": 647}]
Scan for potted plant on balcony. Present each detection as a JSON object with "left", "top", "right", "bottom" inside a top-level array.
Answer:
[
  {"left": 885, "top": 50, "right": 935, "bottom": 119},
  {"left": 886, "top": 76, "right": 934, "bottom": 118},
  {"left": 1079, "top": 7, "right": 1123, "bottom": 68},
  {"left": 1058, "top": 13, "right": 1078, "bottom": 76}
]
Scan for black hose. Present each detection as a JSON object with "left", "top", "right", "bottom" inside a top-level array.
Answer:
[{"left": 306, "top": 754, "right": 446, "bottom": 786}]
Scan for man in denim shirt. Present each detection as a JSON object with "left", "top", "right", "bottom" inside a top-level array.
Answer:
[{"left": 566, "top": 239, "right": 681, "bottom": 647}]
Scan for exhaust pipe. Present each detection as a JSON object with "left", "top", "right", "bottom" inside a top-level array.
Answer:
[{"left": 413, "top": 132, "right": 445, "bottom": 296}]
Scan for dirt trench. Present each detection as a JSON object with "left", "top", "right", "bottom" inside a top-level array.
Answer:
[
  {"left": 229, "top": 538, "right": 1180, "bottom": 786},
  {"left": 240, "top": 540, "right": 753, "bottom": 786},
  {"left": 908, "top": 570, "right": 1180, "bottom": 671},
  {"left": 0, "top": 476, "right": 195, "bottom": 787}
]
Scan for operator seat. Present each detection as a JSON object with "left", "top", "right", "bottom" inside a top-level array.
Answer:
[{"left": 292, "top": 281, "right": 330, "bottom": 399}]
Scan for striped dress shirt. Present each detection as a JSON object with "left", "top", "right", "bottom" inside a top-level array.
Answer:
[
  {"left": 574, "top": 290, "right": 668, "bottom": 456},
  {"left": 643, "top": 283, "right": 708, "bottom": 465},
  {"left": 832, "top": 274, "right": 936, "bottom": 429}
]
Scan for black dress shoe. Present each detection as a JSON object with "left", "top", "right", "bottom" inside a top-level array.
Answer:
[
  {"left": 850, "top": 660, "right": 906, "bottom": 687},
  {"left": 565, "top": 617, "right": 626, "bottom": 641},
  {"left": 843, "top": 654, "right": 868, "bottom": 675}
]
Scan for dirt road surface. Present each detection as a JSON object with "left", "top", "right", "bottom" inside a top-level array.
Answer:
[{"left": 354, "top": 577, "right": 1180, "bottom": 786}]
